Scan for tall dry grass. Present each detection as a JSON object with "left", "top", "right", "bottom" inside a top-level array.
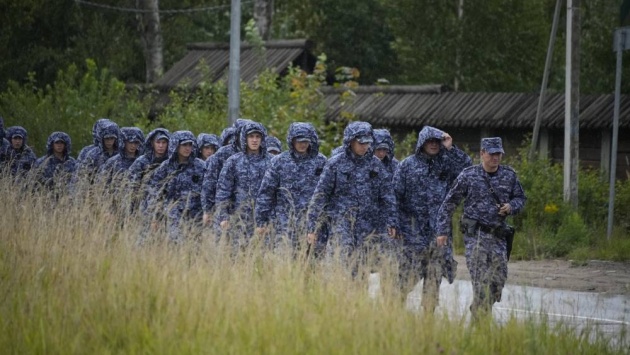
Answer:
[{"left": 0, "top": 172, "right": 623, "bottom": 354}]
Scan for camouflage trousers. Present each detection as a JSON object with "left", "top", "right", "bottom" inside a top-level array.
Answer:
[
  {"left": 464, "top": 229, "right": 508, "bottom": 315},
  {"left": 399, "top": 244, "right": 441, "bottom": 311}
]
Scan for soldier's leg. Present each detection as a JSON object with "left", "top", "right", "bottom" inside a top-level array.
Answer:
[
  {"left": 465, "top": 233, "right": 493, "bottom": 317},
  {"left": 421, "top": 247, "right": 441, "bottom": 313},
  {"left": 399, "top": 246, "right": 423, "bottom": 303},
  {"left": 489, "top": 237, "right": 509, "bottom": 303}
]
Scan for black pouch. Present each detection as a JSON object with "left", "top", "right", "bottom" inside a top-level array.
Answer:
[
  {"left": 496, "top": 224, "right": 516, "bottom": 260},
  {"left": 459, "top": 217, "right": 478, "bottom": 236}
]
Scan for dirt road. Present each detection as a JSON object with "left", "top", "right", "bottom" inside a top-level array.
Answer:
[{"left": 453, "top": 255, "right": 630, "bottom": 296}]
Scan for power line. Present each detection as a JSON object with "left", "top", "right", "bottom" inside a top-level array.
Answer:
[{"left": 74, "top": 0, "right": 252, "bottom": 14}]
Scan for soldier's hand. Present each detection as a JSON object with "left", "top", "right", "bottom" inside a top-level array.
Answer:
[
  {"left": 436, "top": 235, "right": 447, "bottom": 247},
  {"left": 202, "top": 212, "right": 211, "bottom": 226},
  {"left": 307, "top": 233, "right": 317, "bottom": 245},
  {"left": 498, "top": 203, "right": 511, "bottom": 216},
  {"left": 388, "top": 227, "right": 397, "bottom": 238},
  {"left": 442, "top": 133, "right": 453, "bottom": 150},
  {"left": 220, "top": 220, "right": 229, "bottom": 230}
]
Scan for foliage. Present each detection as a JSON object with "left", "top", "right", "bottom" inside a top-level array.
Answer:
[
  {"left": 0, "top": 59, "right": 151, "bottom": 155},
  {"left": 0, "top": 175, "right": 623, "bottom": 354}
]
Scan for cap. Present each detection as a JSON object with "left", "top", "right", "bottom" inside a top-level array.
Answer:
[
  {"left": 374, "top": 142, "right": 389, "bottom": 150},
  {"left": 267, "top": 146, "right": 281, "bottom": 152},
  {"left": 481, "top": 137, "right": 504, "bottom": 154},
  {"left": 294, "top": 136, "right": 311, "bottom": 143},
  {"left": 154, "top": 133, "right": 169, "bottom": 141},
  {"left": 53, "top": 138, "right": 66, "bottom": 143},
  {"left": 179, "top": 139, "right": 194, "bottom": 145},
  {"left": 13, "top": 134, "right": 24, "bottom": 139},
  {"left": 246, "top": 129, "right": 264, "bottom": 136},
  {"left": 356, "top": 135, "right": 374, "bottom": 144},
  {"left": 103, "top": 134, "right": 117, "bottom": 139},
  {"left": 127, "top": 137, "right": 142, "bottom": 143}
]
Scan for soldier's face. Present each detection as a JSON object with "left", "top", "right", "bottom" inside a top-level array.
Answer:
[
  {"left": 125, "top": 141, "right": 140, "bottom": 155},
  {"left": 246, "top": 133, "right": 262, "bottom": 153},
  {"left": 293, "top": 140, "right": 310, "bottom": 154},
  {"left": 350, "top": 139, "right": 370, "bottom": 156},
  {"left": 53, "top": 141, "right": 66, "bottom": 154},
  {"left": 103, "top": 137, "right": 116, "bottom": 150},
  {"left": 178, "top": 142, "right": 193, "bottom": 158},
  {"left": 374, "top": 148, "right": 389, "bottom": 160},
  {"left": 11, "top": 136, "right": 23, "bottom": 149},
  {"left": 153, "top": 139, "right": 168, "bottom": 155},
  {"left": 423, "top": 138, "right": 441, "bottom": 156},
  {"left": 201, "top": 146, "right": 216, "bottom": 160},
  {"left": 481, "top": 150, "right": 502, "bottom": 169}
]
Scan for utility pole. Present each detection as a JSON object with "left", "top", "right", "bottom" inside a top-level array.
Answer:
[
  {"left": 137, "top": 0, "right": 164, "bottom": 83},
  {"left": 607, "top": 27, "right": 630, "bottom": 240},
  {"left": 227, "top": 0, "right": 241, "bottom": 126},
  {"left": 564, "top": 0, "right": 580, "bottom": 208},
  {"left": 529, "top": 0, "right": 562, "bottom": 161}
]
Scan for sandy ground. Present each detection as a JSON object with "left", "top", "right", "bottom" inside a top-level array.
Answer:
[{"left": 453, "top": 255, "right": 630, "bottom": 296}]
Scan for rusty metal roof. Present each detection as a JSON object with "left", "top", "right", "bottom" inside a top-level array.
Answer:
[
  {"left": 155, "top": 39, "right": 315, "bottom": 91},
  {"left": 322, "top": 86, "right": 630, "bottom": 129}
]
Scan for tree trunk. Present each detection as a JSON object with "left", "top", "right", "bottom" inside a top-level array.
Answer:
[
  {"left": 137, "top": 0, "right": 164, "bottom": 84},
  {"left": 254, "top": 0, "right": 274, "bottom": 40}
]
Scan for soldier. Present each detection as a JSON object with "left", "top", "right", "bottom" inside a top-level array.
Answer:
[
  {"left": 255, "top": 122, "right": 327, "bottom": 251},
  {"left": 215, "top": 121, "right": 270, "bottom": 247},
  {"left": 4, "top": 126, "right": 37, "bottom": 177},
  {"left": 265, "top": 136, "right": 282, "bottom": 156},
  {"left": 98, "top": 127, "right": 144, "bottom": 182},
  {"left": 78, "top": 120, "right": 121, "bottom": 177},
  {"left": 0, "top": 117, "right": 10, "bottom": 165},
  {"left": 436, "top": 137, "right": 526, "bottom": 317},
  {"left": 373, "top": 129, "right": 399, "bottom": 178},
  {"left": 197, "top": 133, "right": 220, "bottom": 161},
  {"left": 394, "top": 126, "right": 472, "bottom": 311},
  {"left": 128, "top": 128, "right": 170, "bottom": 210},
  {"left": 201, "top": 118, "right": 251, "bottom": 224},
  {"left": 146, "top": 131, "right": 206, "bottom": 244},
  {"left": 34, "top": 131, "right": 77, "bottom": 191},
  {"left": 77, "top": 118, "right": 113, "bottom": 162},
  {"left": 306, "top": 121, "right": 397, "bottom": 268}
]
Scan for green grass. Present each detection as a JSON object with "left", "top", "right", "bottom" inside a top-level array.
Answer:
[{"left": 0, "top": 175, "right": 625, "bottom": 354}]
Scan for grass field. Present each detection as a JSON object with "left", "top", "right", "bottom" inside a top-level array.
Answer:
[{"left": 0, "top": 176, "right": 625, "bottom": 354}]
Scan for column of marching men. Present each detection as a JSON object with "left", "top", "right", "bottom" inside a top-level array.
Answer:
[{"left": 0, "top": 115, "right": 526, "bottom": 317}]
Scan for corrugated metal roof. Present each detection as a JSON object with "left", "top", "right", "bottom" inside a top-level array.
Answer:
[
  {"left": 322, "top": 86, "right": 630, "bottom": 129},
  {"left": 155, "top": 39, "right": 315, "bottom": 91}
]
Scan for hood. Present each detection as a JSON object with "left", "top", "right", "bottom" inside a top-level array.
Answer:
[
  {"left": 91, "top": 118, "right": 113, "bottom": 145},
  {"left": 416, "top": 126, "right": 445, "bottom": 154},
  {"left": 119, "top": 127, "right": 145, "bottom": 155},
  {"left": 219, "top": 127, "right": 236, "bottom": 147},
  {"left": 168, "top": 130, "right": 198, "bottom": 162},
  {"left": 238, "top": 121, "right": 267, "bottom": 155},
  {"left": 6, "top": 126, "right": 28, "bottom": 147},
  {"left": 287, "top": 122, "right": 320, "bottom": 158},
  {"left": 46, "top": 131, "right": 72, "bottom": 158},
  {"left": 144, "top": 128, "right": 170, "bottom": 157},
  {"left": 265, "top": 136, "right": 282, "bottom": 153},
  {"left": 197, "top": 133, "right": 220, "bottom": 150},
  {"left": 232, "top": 118, "right": 254, "bottom": 151},
  {"left": 0, "top": 116, "right": 5, "bottom": 141},
  {"left": 342, "top": 121, "right": 374, "bottom": 156},
  {"left": 373, "top": 129, "right": 395, "bottom": 160},
  {"left": 98, "top": 121, "right": 121, "bottom": 150}
]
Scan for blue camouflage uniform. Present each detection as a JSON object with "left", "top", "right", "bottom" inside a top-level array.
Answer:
[
  {"left": 128, "top": 128, "right": 170, "bottom": 213},
  {"left": 436, "top": 137, "right": 526, "bottom": 314},
  {"left": 307, "top": 121, "right": 398, "bottom": 258},
  {"left": 34, "top": 131, "right": 77, "bottom": 191},
  {"left": 201, "top": 119, "right": 251, "bottom": 215},
  {"left": 197, "top": 133, "right": 220, "bottom": 160},
  {"left": 265, "top": 136, "right": 282, "bottom": 155},
  {"left": 330, "top": 145, "right": 345, "bottom": 158},
  {"left": 77, "top": 118, "right": 113, "bottom": 163},
  {"left": 78, "top": 121, "right": 121, "bottom": 179},
  {"left": 98, "top": 127, "right": 145, "bottom": 184},
  {"left": 219, "top": 126, "right": 236, "bottom": 147},
  {"left": 147, "top": 131, "right": 206, "bottom": 243},
  {"left": 0, "top": 117, "right": 10, "bottom": 165},
  {"left": 4, "top": 126, "right": 37, "bottom": 177},
  {"left": 215, "top": 121, "right": 270, "bottom": 246},
  {"left": 255, "top": 122, "right": 327, "bottom": 250},
  {"left": 373, "top": 129, "right": 399, "bottom": 177},
  {"left": 394, "top": 126, "right": 472, "bottom": 307}
]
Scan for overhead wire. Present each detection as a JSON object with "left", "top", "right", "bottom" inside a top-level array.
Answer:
[{"left": 74, "top": 0, "right": 253, "bottom": 14}]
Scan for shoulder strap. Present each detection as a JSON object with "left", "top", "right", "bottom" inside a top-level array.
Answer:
[{"left": 482, "top": 172, "right": 503, "bottom": 205}]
